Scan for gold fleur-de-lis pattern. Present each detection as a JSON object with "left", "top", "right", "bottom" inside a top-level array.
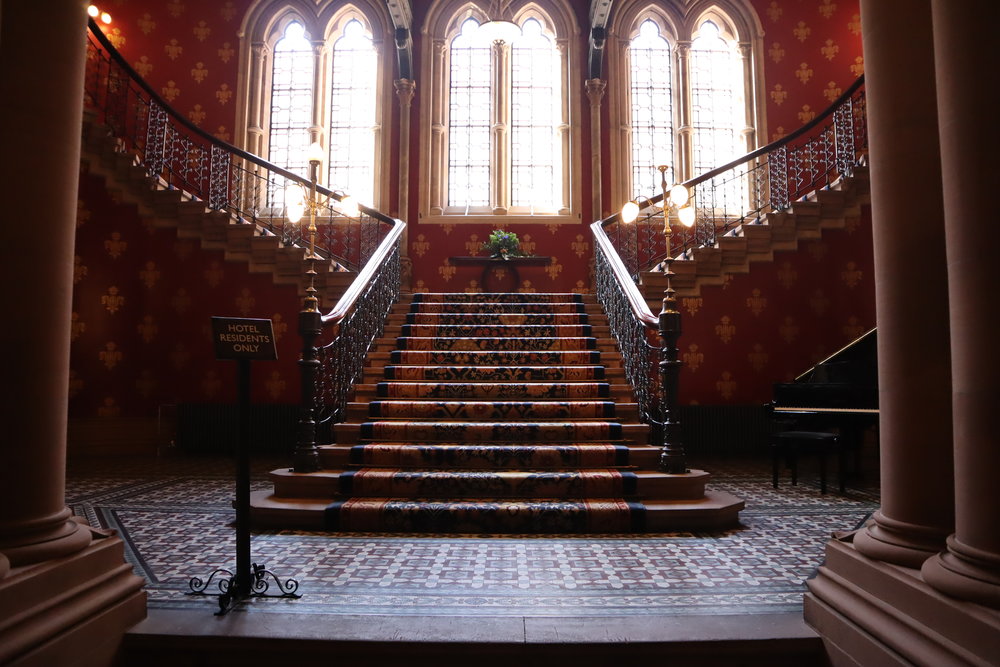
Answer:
[{"left": 71, "top": 172, "right": 304, "bottom": 418}]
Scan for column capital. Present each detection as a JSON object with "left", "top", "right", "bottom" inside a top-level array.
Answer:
[
  {"left": 585, "top": 78, "right": 606, "bottom": 104},
  {"left": 394, "top": 78, "right": 416, "bottom": 106}
]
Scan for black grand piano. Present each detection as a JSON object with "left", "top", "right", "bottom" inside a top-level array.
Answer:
[{"left": 770, "top": 328, "right": 880, "bottom": 476}]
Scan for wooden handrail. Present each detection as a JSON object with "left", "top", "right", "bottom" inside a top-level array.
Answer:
[
  {"left": 86, "top": 18, "right": 392, "bottom": 225},
  {"left": 597, "top": 74, "right": 866, "bottom": 224},
  {"left": 591, "top": 220, "right": 659, "bottom": 329},
  {"left": 323, "top": 217, "right": 406, "bottom": 326}
]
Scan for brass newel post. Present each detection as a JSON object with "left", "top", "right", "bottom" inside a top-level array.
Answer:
[{"left": 292, "top": 149, "right": 324, "bottom": 473}]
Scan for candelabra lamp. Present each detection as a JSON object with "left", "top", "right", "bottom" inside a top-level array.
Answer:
[
  {"left": 285, "top": 142, "right": 359, "bottom": 473},
  {"left": 621, "top": 165, "right": 696, "bottom": 474}
]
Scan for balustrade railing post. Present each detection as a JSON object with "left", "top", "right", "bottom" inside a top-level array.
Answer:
[
  {"left": 294, "top": 309, "right": 322, "bottom": 472},
  {"left": 657, "top": 286, "right": 687, "bottom": 474}
]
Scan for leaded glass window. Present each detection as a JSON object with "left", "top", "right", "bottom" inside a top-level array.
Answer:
[
  {"left": 629, "top": 19, "right": 674, "bottom": 199},
  {"left": 690, "top": 21, "right": 742, "bottom": 177},
  {"left": 447, "top": 19, "right": 492, "bottom": 209},
  {"left": 328, "top": 19, "right": 377, "bottom": 206},
  {"left": 268, "top": 21, "right": 313, "bottom": 201},
  {"left": 510, "top": 18, "right": 560, "bottom": 211}
]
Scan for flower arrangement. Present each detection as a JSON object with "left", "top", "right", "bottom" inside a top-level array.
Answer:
[{"left": 481, "top": 229, "right": 523, "bottom": 259}]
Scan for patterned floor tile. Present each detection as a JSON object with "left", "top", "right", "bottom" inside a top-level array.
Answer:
[{"left": 66, "top": 455, "right": 879, "bottom": 617}]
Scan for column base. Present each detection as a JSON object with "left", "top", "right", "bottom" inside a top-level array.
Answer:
[
  {"left": 852, "top": 509, "right": 949, "bottom": 568},
  {"left": 922, "top": 535, "right": 1000, "bottom": 609},
  {"left": 0, "top": 508, "right": 93, "bottom": 567},
  {"left": 805, "top": 534, "right": 1000, "bottom": 666},
  {"left": 0, "top": 529, "right": 146, "bottom": 665}
]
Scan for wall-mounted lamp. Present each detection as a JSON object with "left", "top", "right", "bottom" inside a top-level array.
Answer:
[{"left": 88, "top": 4, "right": 112, "bottom": 24}]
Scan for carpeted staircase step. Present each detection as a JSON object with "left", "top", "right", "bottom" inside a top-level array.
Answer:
[
  {"left": 388, "top": 350, "right": 603, "bottom": 365},
  {"left": 378, "top": 365, "right": 610, "bottom": 381},
  {"left": 394, "top": 336, "right": 598, "bottom": 351},
  {"left": 372, "top": 381, "right": 611, "bottom": 399},
  {"left": 318, "top": 441, "right": 663, "bottom": 469},
  {"left": 250, "top": 489, "right": 745, "bottom": 532},
  {"left": 412, "top": 292, "right": 583, "bottom": 303},
  {"left": 360, "top": 420, "right": 623, "bottom": 441},
  {"left": 334, "top": 421, "right": 649, "bottom": 445},
  {"left": 411, "top": 302, "right": 586, "bottom": 314},
  {"left": 398, "top": 312, "right": 592, "bottom": 325},
  {"left": 357, "top": 399, "right": 633, "bottom": 420},
  {"left": 268, "top": 468, "right": 711, "bottom": 501},
  {"left": 324, "top": 498, "right": 647, "bottom": 533},
  {"left": 337, "top": 469, "right": 641, "bottom": 499},
  {"left": 344, "top": 442, "right": 633, "bottom": 468},
  {"left": 399, "top": 324, "right": 594, "bottom": 337}
]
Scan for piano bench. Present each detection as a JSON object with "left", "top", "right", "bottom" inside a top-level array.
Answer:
[{"left": 771, "top": 431, "right": 843, "bottom": 494}]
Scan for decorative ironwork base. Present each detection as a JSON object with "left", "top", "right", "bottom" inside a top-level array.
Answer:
[{"left": 188, "top": 562, "right": 301, "bottom": 616}]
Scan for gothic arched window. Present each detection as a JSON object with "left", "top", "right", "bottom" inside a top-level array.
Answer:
[
  {"left": 420, "top": 1, "right": 581, "bottom": 222},
  {"left": 236, "top": 3, "right": 392, "bottom": 210},
  {"left": 608, "top": 2, "right": 764, "bottom": 207}
]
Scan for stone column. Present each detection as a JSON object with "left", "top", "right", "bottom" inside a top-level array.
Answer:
[
  {"left": 921, "top": 0, "right": 1000, "bottom": 608},
  {"left": 851, "top": 0, "right": 954, "bottom": 568},
  {"left": 395, "top": 78, "right": 415, "bottom": 292},
  {"left": 0, "top": 0, "right": 94, "bottom": 566},
  {"left": 585, "top": 78, "right": 606, "bottom": 218}
]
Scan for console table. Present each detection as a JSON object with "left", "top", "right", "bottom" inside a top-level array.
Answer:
[{"left": 448, "top": 256, "right": 551, "bottom": 292}]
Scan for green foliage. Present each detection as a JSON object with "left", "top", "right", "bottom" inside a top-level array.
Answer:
[{"left": 482, "top": 229, "right": 523, "bottom": 257}]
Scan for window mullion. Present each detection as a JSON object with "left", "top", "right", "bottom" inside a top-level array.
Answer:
[
  {"left": 310, "top": 40, "right": 327, "bottom": 178},
  {"left": 492, "top": 40, "right": 510, "bottom": 215},
  {"left": 675, "top": 41, "right": 692, "bottom": 183}
]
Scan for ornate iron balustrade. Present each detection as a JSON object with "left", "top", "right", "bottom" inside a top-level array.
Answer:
[
  {"left": 602, "top": 75, "right": 867, "bottom": 278},
  {"left": 593, "top": 239, "right": 662, "bottom": 430},
  {"left": 84, "top": 19, "right": 395, "bottom": 271},
  {"left": 592, "top": 77, "right": 868, "bottom": 472},
  {"left": 295, "top": 221, "right": 404, "bottom": 472}
]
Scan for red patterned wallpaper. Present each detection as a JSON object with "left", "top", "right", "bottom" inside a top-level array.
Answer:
[
  {"left": 70, "top": 168, "right": 302, "bottom": 419},
  {"left": 679, "top": 211, "right": 874, "bottom": 404},
  {"left": 75, "top": 0, "right": 870, "bottom": 414}
]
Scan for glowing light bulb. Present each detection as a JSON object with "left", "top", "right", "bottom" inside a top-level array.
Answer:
[
  {"left": 678, "top": 205, "right": 696, "bottom": 227},
  {"left": 101, "top": 11, "right": 112, "bottom": 24},
  {"left": 88, "top": 5, "right": 99, "bottom": 17},
  {"left": 620, "top": 200, "right": 639, "bottom": 224}
]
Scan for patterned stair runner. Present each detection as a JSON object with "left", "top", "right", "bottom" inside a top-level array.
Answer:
[
  {"left": 326, "top": 292, "right": 650, "bottom": 533},
  {"left": 252, "top": 291, "right": 743, "bottom": 533}
]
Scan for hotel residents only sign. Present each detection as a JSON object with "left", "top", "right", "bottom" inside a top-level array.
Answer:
[{"left": 211, "top": 317, "right": 278, "bottom": 361}]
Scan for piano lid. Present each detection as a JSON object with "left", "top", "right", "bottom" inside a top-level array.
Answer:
[
  {"left": 795, "top": 327, "right": 877, "bottom": 382},
  {"left": 774, "top": 327, "right": 878, "bottom": 410}
]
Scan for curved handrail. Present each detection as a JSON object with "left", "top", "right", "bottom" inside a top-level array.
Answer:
[
  {"left": 591, "top": 220, "right": 658, "bottom": 330},
  {"left": 324, "top": 218, "right": 406, "bottom": 327},
  {"left": 86, "top": 18, "right": 390, "bottom": 224},
  {"left": 84, "top": 20, "right": 396, "bottom": 272},
  {"left": 596, "top": 75, "right": 867, "bottom": 279},
  {"left": 601, "top": 74, "right": 866, "bottom": 218}
]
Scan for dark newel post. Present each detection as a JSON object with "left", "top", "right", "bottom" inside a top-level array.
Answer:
[
  {"left": 294, "top": 309, "right": 322, "bottom": 473},
  {"left": 658, "top": 271, "right": 687, "bottom": 473},
  {"left": 234, "top": 358, "right": 252, "bottom": 596},
  {"left": 657, "top": 165, "right": 687, "bottom": 474},
  {"left": 293, "top": 154, "right": 323, "bottom": 474}
]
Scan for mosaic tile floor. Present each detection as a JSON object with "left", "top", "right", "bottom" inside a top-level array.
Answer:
[{"left": 66, "top": 455, "right": 879, "bottom": 618}]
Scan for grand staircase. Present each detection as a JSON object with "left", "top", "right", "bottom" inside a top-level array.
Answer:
[
  {"left": 251, "top": 291, "right": 743, "bottom": 533},
  {"left": 640, "top": 165, "right": 870, "bottom": 307},
  {"left": 79, "top": 112, "right": 358, "bottom": 306}
]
